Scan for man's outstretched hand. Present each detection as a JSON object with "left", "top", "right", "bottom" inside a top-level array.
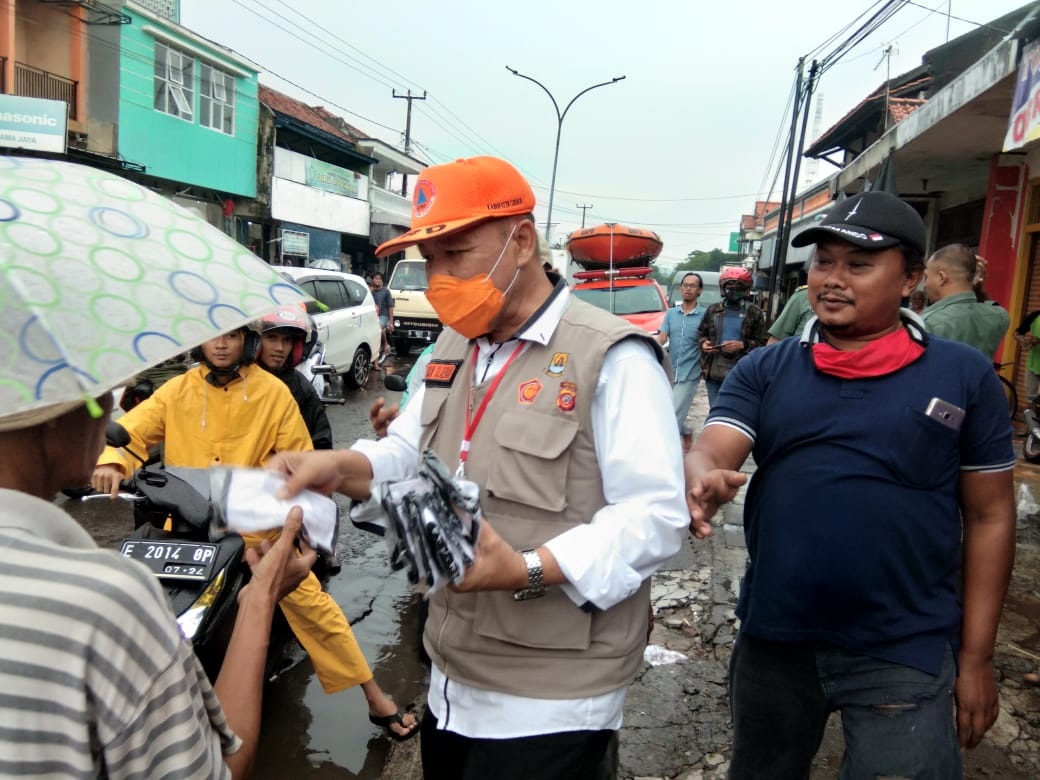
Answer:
[
  {"left": 267, "top": 449, "right": 374, "bottom": 502},
  {"left": 685, "top": 467, "right": 747, "bottom": 539},
  {"left": 241, "top": 506, "right": 316, "bottom": 603},
  {"left": 369, "top": 398, "right": 400, "bottom": 439}
]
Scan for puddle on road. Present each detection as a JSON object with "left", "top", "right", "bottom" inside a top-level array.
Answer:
[{"left": 253, "top": 518, "right": 429, "bottom": 779}]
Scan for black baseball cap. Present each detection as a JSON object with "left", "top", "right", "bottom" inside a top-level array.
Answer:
[{"left": 791, "top": 191, "right": 925, "bottom": 255}]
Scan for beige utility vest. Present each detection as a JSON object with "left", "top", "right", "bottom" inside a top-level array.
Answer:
[{"left": 419, "top": 297, "right": 667, "bottom": 699}]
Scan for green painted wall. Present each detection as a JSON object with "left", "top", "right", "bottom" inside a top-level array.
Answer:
[{"left": 118, "top": 5, "right": 258, "bottom": 196}]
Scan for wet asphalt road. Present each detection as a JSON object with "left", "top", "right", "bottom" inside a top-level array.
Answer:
[{"left": 61, "top": 351, "right": 427, "bottom": 779}]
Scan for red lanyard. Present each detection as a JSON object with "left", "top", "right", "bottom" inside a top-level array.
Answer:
[{"left": 459, "top": 341, "right": 527, "bottom": 471}]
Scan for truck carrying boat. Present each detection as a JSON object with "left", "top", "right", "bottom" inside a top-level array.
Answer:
[{"left": 565, "top": 223, "right": 663, "bottom": 269}]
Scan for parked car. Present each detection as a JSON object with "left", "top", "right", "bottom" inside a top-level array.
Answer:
[
  {"left": 387, "top": 258, "right": 442, "bottom": 355},
  {"left": 571, "top": 266, "right": 669, "bottom": 336},
  {"left": 276, "top": 267, "right": 380, "bottom": 388},
  {"left": 667, "top": 269, "right": 721, "bottom": 308}
]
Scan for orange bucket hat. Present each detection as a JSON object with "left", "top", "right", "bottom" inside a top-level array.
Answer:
[{"left": 374, "top": 156, "right": 536, "bottom": 257}]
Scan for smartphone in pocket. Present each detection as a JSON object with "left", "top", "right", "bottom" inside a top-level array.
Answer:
[{"left": 925, "top": 397, "right": 965, "bottom": 431}]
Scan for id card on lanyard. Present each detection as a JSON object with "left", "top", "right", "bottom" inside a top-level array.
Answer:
[{"left": 457, "top": 341, "right": 527, "bottom": 478}]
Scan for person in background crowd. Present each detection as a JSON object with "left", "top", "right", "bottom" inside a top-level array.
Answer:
[
  {"left": 922, "top": 243, "right": 1010, "bottom": 359},
  {"left": 658, "top": 272, "right": 707, "bottom": 452},
  {"left": 766, "top": 285, "right": 814, "bottom": 344},
  {"left": 0, "top": 369, "right": 313, "bottom": 779},
  {"left": 92, "top": 326, "right": 418, "bottom": 742},
  {"left": 973, "top": 255, "right": 993, "bottom": 303},
  {"left": 256, "top": 307, "right": 333, "bottom": 451},
  {"left": 697, "top": 266, "right": 767, "bottom": 407},
  {"left": 119, "top": 351, "right": 190, "bottom": 411},
  {"left": 910, "top": 288, "right": 927, "bottom": 314},
  {"left": 370, "top": 272, "right": 395, "bottom": 365},
  {"left": 269, "top": 155, "right": 688, "bottom": 780},
  {"left": 686, "top": 191, "right": 1015, "bottom": 779},
  {"left": 1015, "top": 309, "right": 1040, "bottom": 408}
]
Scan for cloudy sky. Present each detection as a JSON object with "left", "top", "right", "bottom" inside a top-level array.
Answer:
[{"left": 182, "top": 0, "right": 1030, "bottom": 267}]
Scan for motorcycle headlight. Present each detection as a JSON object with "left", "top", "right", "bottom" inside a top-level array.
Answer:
[{"left": 177, "top": 566, "right": 228, "bottom": 641}]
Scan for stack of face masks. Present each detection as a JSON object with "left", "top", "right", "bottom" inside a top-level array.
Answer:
[
  {"left": 353, "top": 449, "right": 483, "bottom": 597},
  {"left": 212, "top": 467, "right": 339, "bottom": 554}
]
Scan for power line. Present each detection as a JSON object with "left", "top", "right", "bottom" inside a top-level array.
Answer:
[
  {"left": 535, "top": 187, "right": 767, "bottom": 203},
  {"left": 245, "top": 0, "right": 525, "bottom": 171},
  {"left": 220, "top": 0, "right": 574, "bottom": 189},
  {"left": 263, "top": 0, "right": 425, "bottom": 94},
  {"left": 905, "top": 0, "right": 1012, "bottom": 34},
  {"left": 804, "top": 0, "right": 890, "bottom": 59},
  {"left": 818, "top": 1, "right": 910, "bottom": 76},
  {"left": 756, "top": 77, "right": 798, "bottom": 200},
  {"left": 833, "top": 0, "right": 947, "bottom": 65}
]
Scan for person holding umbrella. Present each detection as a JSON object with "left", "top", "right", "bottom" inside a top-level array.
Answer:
[
  {"left": 0, "top": 157, "right": 322, "bottom": 777},
  {"left": 91, "top": 326, "right": 418, "bottom": 741}
]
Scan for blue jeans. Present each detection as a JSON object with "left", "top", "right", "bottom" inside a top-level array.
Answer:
[
  {"left": 672, "top": 377, "right": 701, "bottom": 436},
  {"left": 728, "top": 633, "right": 960, "bottom": 780}
]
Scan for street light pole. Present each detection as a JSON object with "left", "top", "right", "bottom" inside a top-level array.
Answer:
[{"left": 506, "top": 67, "right": 625, "bottom": 241}]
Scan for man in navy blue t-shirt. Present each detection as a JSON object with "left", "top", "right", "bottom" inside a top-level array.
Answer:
[{"left": 685, "top": 191, "right": 1015, "bottom": 779}]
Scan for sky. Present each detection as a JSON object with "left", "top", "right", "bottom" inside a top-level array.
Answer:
[{"left": 180, "top": 0, "right": 1031, "bottom": 268}]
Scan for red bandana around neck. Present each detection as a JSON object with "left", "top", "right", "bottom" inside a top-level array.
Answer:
[{"left": 811, "top": 325, "right": 925, "bottom": 379}]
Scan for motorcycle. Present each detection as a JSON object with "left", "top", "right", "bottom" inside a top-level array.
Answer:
[
  {"left": 89, "top": 423, "right": 333, "bottom": 682},
  {"left": 1023, "top": 397, "right": 1040, "bottom": 463},
  {"left": 298, "top": 338, "right": 347, "bottom": 406}
]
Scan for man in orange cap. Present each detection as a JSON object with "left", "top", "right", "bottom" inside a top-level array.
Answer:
[{"left": 269, "top": 156, "right": 689, "bottom": 779}]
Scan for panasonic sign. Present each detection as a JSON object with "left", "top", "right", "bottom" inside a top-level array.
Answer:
[{"left": 0, "top": 95, "right": 68, "bottom": 154}]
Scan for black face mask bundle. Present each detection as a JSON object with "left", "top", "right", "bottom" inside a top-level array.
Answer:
[{"left": 352, "top": 449, "right": 483, "bottom": 598}]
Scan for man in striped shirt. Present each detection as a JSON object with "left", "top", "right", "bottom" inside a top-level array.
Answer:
[{"left": 0, "top": 391, "right": 314, "bottom": 779}]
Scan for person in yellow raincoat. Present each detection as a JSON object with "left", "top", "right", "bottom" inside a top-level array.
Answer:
[{"left": 92, "top": 326, "right": 418, "bottom": 740}]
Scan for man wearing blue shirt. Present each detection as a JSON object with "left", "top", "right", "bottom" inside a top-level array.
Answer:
[
  {"left": 686, "top": 191, "right": 1015, "bottom": 779},
  {"left": 658, "top": 272, "right": 707, "bottom": 451}
]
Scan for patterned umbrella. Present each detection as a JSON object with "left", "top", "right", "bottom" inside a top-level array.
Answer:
[{"left": 0, "top": 155, "right": 309, "bottom": 425}]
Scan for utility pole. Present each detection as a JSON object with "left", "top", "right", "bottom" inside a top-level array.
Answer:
[
  {"left": 393, "top": 89, "right": 426, "bottom": 196},
  {"left": 768, "top": 58, "right": 819, "bottom": 321},
  {"left": 576, "top": 203, "right": 593, "bottom": 228}
]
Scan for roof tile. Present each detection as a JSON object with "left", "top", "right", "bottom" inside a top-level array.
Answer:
[{"left": 258, "top": 84, "right": 355, "bottom": 143}]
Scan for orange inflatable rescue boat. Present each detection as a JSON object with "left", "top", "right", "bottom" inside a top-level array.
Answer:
[{"left": 566, "top": 223, "right": 663, "bottom": 269}]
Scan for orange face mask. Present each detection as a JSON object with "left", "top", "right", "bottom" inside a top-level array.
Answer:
[{"left": 426, "top": 224, "right": 518, "bottom": 339}]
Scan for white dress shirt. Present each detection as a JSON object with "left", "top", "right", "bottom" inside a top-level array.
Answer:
[{"left": 353, "top": 286, "right": 688, "bottom": 737}]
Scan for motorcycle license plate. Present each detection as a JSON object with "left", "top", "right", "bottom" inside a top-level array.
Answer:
[{"left": 120, "top": 539, "right": 218, "bottom": 582}]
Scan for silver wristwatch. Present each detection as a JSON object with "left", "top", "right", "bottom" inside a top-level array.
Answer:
[{"left": 513, "top": 549, "right": 546, "bottom": 601}]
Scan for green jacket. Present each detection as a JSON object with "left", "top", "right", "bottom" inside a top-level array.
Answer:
[
  {"left": 768, "top": 286, "right": 814, "bottom": 341},
  {"left": 921, "top": 291, "right": 1010, "bottom": 358}
]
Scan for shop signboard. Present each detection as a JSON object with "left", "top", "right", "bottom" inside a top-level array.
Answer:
[{"left": 0, "top": 95, "right": 68, "bottom": 154}]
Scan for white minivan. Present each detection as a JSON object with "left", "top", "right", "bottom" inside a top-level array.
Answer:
[{"left": 277, "top": 267, "right": 381, "bottom": 388}]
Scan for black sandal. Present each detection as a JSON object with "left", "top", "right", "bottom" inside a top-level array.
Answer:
[{"left": 368, "top": 710, "right": 419, "bottom": 741}]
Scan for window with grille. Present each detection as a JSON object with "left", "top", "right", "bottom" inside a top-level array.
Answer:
[
  {"left": 200, "top": 62, "right": 234, "bottom": 134},
  {"left": 154, "top": 42, "right": 194, "bottom": 120}
]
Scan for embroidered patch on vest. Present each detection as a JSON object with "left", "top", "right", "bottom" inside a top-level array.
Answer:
[
  {"left": 556, "top": 381, "right": 577, "bottom": 412},
  {"left": 424, "top": 360, "right": 463, "bottom": 387},
  {"left": 545, "top": 351, "right": 569, "bottom": 377},
  {"left": 518, "top": 379, "right": 543, "bottom": 405}
]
